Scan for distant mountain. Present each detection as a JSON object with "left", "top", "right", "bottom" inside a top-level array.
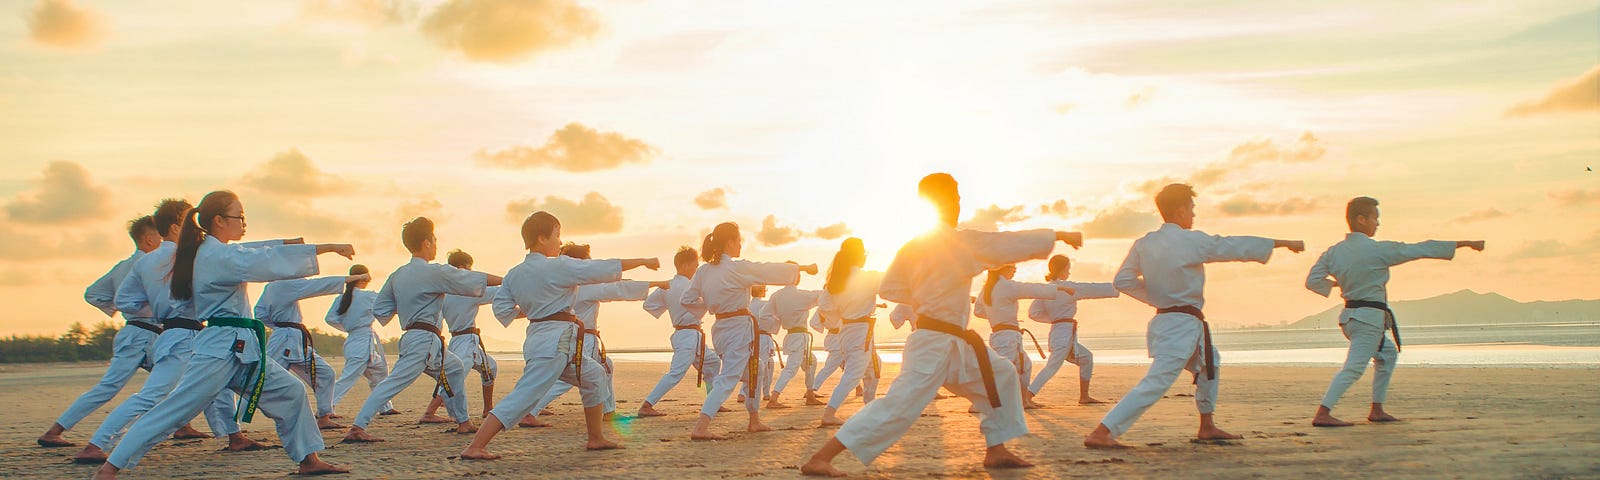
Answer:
[{"left": 1288, "top": 290, "right": 1600, "bottom": 329}]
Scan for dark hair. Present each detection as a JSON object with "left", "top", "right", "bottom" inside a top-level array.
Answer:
[
  {"left": 918, "top": 173, "right": 960, "bottom": 226},
  {"left": 751, "top": 285, "right": 766, "bottom": 298},
  {"left": 824, "top": 237, "right": 865, "bottom": 294},
  {"left": 520, "top": 211, "right": 560, "bottom": 250},
  {"left": 1346, "top": 196, "right": 1379, "bottom": 231},
  {"left": 446, "top": 249, "right": 473, "bottom": 269},
  {"left": 402, "top": 217, "right": 434, "bottom": 253},
  {"left": 560, "top": 242, "right": 591, "bottom": 259},
  {"left": 172, "top": 190, "right": 238, "bottom": 301},
  {"left": 152, "top": 198, "right": 192, "bottom": 237},
  {"left": 337, "top": 264, "right": 370, "bottom": 315},
  {"left": 981, "top": 268, "right": 1004, "bottom": 306},
  {"left": 673, "top": 246, "right": 698, "bottom": 266},
  {"left": 701, "top": 222, "right": 739, "bottom": 264},
  {"left": 127, "top": 215, "right": 157, "bottom": 243},
  {"left": 1155, "top": 183, "right": 1197, "bottom": 222},
  {"left": 1046, "top": 255, "right": 1071, "bottom": 281}
]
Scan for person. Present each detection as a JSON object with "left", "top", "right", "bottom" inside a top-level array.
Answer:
[
  {"left": 749, "top": 285, "right": 778, "bottom": 403},
  {"left": 96, "top": 190, "right": 355, "bottom": 478},
  {"left": 459, "top": 211, "right": 659, "bottom": 458},
  {"left": 978, "top": 264, "right": 1072, "bottom": 409},
  {"left": 1083, "top": 183, "right": 1304, "bottom": 449},
  {"left": 1305, "top": 196, "right": 1484, "bottom": 427},
  {"left": 682, "top": 222, "right": 817, "bottom": 440},
  {"left": 801, "top": 173, "right": 1084, "bottom": 476},
  {"left": 638, "top": 247, "right": 726, "bottom": 417},
  {"left": 256, "top": 274, "right": 367, "bottom": 430},
  {"left": 38, "top": 215, "right": 165, "bottom": 448},
  {"left": 422, "top": 250, "right": 502, "bottom": 422},
  {"left": 809, "top": 297, "right": 846, "bottom": 397},
  {"left": 763, "top": 284, "right": 825, "bottom": 408},
  {"left": 343, "top": 217, "right": 499, "bottom": 442},
  {"left": 818, "top": 238, "right": 885, "bottom": 426},
  {"left": 324, "top": 264, "right": 397, "bottom": 417},
  {"left": 1026, "top": 254, "right": 1120, "bottom": 404},
  {"left": 74, "top": 200, "right": 254, "bottom": 464}
]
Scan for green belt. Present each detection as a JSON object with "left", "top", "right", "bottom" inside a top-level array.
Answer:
[{"left": 209, "top": 316, "right": 267, "bottom": 423}]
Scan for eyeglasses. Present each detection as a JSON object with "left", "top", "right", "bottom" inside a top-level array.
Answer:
[{"left": 221, "top": 214, "right": 246, "bottom": 223}]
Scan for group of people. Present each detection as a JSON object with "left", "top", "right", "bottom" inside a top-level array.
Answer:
[{"left": 34, "top": 173, "right": 1482, "bottom": 478}]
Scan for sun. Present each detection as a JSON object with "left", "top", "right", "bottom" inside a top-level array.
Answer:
[{"left": 841, "top": 194, "right": 940, "bottom": 271}]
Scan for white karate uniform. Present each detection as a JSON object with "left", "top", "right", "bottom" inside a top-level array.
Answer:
[
  {"left": 534, "top": 281, "right": 650, "bottom": 414},
  {"left": 751, "top": 296, "right": 778, "bottom": 397},
  {"left": 1307, "top": 232, "right": 1455, "bottom": 409},
  {"left": 107, "top": 238, "right": 325, "bottom": 469},
  {"left": 641, "top": 275, "right": 723, "bottom": 405},
  {"left": 324, "top": 289, "right": 392, "bottom": 414},
  {"left": 1097, "top": 223, "right": 1275, "bottom": 437},
  {"left": 443, "top": 286, "right": 501, "bottom": 388},
  {"left": 889, "top": 303, "right": 913, "bottom": 330},
  {"left": 766, "top": 286, "right": 822, "bottom": 395},
  {"left": 833, "top": 227, "right": 1056, "bottom": 465},
  {"left": 680, "top": 254, "right": 800, "bottom": 418},
  {"left": 823, "top": 267, "right": 885, "bottom": 409},
  {"left": 487, "top": 253, "right": 622, "bottom": 428},
  {"left": 811, "top": 303, "right": 846, "bottom": 391},
  {"left": 352, "top": 257, "right": 487, "bottom": 428},
  {"left": 55, "top": 249, "right": 161, "bottom": 432},
  {"left": 980, "top": 277, "right": 1058, "bottom": 383},
  {"left": 90, "top": 241, "right": 237, "bottom": 450},
  {"left": 257, "top": 276, "right": 347, "bottom": 417},
  {"left": 1026, "top": 281, "right": 1118, "bottom": 393}
]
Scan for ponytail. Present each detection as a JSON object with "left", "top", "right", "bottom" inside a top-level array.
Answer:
[
  {"left": 825, "top": 237, "right": 866, "bottom": 294},
  {"left": 981, "top": 269, "right": 1002, "bottom": 306},
  {"left": 337, "top": 264, "right": 369, "bottom": 315},
  {"left": 701, "top": 222, "right": 739, "bottom": 264},
  {"left": 172, "top": 190, "right": 237, "bottom": 301},
  {"left": 1045, "top": 255, "right": 1070, "bottom": 282}
]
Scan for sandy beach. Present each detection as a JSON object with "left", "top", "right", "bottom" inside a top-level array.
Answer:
[{"left": 2, "top": 359, "right": 1596, "bottom": 479}]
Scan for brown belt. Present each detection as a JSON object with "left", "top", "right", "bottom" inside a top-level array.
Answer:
[
  {"left": 845, "top": 317, "right": 878, "bottom": 376},
  {"left": 1053, "top": 318, "right": 1080, "bottom": 360},
  {"left": 916, "top": 315, "right": 1000, "bottom": 408},
  {"left": 990, "top": 323, "right": 1047, "bottom": 363},
  {"left": 786, "top": 327, "right": 809, "bottom": 335},
  {"left": 404, "top": 322, "right": 453, "bottom": 397},
  {"left": 583, "top": 328, "right": 611, "bottom": 374},
  {"left": 1156, "top": 305, "right": 1214, "bottom": 381},
  {"left": 530, "top": 310, "right": 586, "bottom": 386},
  {"left": 450, "top": 327, "right": 480, "bottom": 337},
  {"left": 673, "top": 324, "right": 708, "bottom": 387},
  {"left": 714, "top": 308, "right": 751, "bottom": 320},
  {"left": 826, "top": 328, "right": 840, "bottom": 335}
]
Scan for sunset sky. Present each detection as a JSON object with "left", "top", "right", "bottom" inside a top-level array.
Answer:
[{"left": 2, "top": 0, "right": 1595, "bottom": 350}]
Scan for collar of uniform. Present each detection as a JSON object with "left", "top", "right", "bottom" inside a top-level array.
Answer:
[
  {"left": 525, "top": 252, "right": 553, "bottom": 263},
  {"left": 408, "top": 256, "right": 427, "bottom": 266},
  {"left": 201, "top": 236, "right": 223, "bottom": 248},
  {"left": 1158, "top": 222, "right": 1184, "bottom": 233},
  {"left": 719, "top": 253, "right": 733, "bottom": 263},
  {"left": 1347, "top": 232, "right": 1373, "bottom": 242}
]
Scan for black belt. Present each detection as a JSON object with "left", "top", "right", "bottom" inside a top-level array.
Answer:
[
  {"left": 990, "top": 324, "right": 1046, "bottom": 367},
  {"left": 674, "top": 324, "right": 708, "bottom": 387},
  {"left": 450, "top": 326, "right": 492, "bottom": 382},
  {"left": 531, "top": 310, "right": 587, "bottom": 386},
  {"left": 276, "top": 322, "right": 319, "bottom": 391},
  {"left": 1156, "top": 305, "right": 1215, "bottom": 381},
  {"left": 404, "top": 322, "right": 454, "bottom": 398},
  {"left": 915, "top": 315, "right": 1000, "bottom": 408},
  {"left": 450, "top": 327, "right": 480, "bottom": 337},
  {"left": 126, "top": 320, "right": 163, "bottom": 334},
  {"left": 162, "top": 317, "right": 203, "bottom": 331},
  {"left": 1346, "top": 300, "right": 1401, "bottom": 352}
]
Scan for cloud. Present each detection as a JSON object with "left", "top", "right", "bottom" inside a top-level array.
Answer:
[
  {"left": 813, "top": 222, "right": 851, "bottom": 240},
  {"left": 396, "top": 197, "right": 447, "bottom": 223},
  {"left": 756, "top": 215, "right": 801, "bottom": 246},
  {"left": 1124, "top": 87, "right": 1156, "bottom": 108},
  {"left": 1215, "top": 195, "right": 1320, "bottom": 217},
  {"left": 960, "top": 204, "right": 1031, "bottom": 231},
  {"left": 476, "top": 123, "right": 657, "bottom": 172},
  {"left": 0, "top": 221, "right": 117, "bottom": 262},
  {"left": 1506, "top": 66, "right": 1600, "bottom": 117},
  {"left": 693, "top": 188, "right": 728, "bottom": 210},
  {"left": 505, "top": 192, "right": 624, "bottom": 235},
  {"left": 4, "top": 161, "right": 114, "bottom": 225},
  {"left": 1549, "top": 187, "right": 1600, "bottom": 207},
  {"left": 420, "top": 0, "right": 601, "bottom": 63},
  {"left": 1037, "top": 199, "right": 1086, "bottom": 217},
  {"left": 239, "top": 148, "right": 342, "bottom": 197},
  {"left": 298, "top": 0, "right": 416, "bottom": 27},
  {"left": 1509, "top": 230, "right": 1600, "bottom": 260},
  {"left": 26, "top": 0, "right": 107, "bottom": 49},
  {"left": 1453, "top": 207, "right": 1508, "bottom": 223},
  {"left": 1192, "top": 131, "right": 1326, "bottom": 185},
  {"left": 1078, "top": 206, "right": 1159, "bottom": 239}
]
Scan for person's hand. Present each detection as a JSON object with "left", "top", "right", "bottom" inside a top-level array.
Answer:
[
  {"left": 346, "top": 273, "right": 370, "bottom": 284},
  {"left": 801, "top": 264, "right": 819, "bottom": 275},
  {"left": 1056, "top": 231, "right": 1083, "bottom": 249},
  {"left": 650, "top": 280, "right": 672, "bottom": 289},
  {"left": 1276, "top": 240, "right": 1305, "bottom": 253},
  {"left": 1057, "top": 285, "right": 1076, "bottom": 295},
  {"left": 644, "top": 258, "right": 661, "bottom": 270},
  {"left": 1462, "top": 240, "right": 1485, "bottom": 251},
  {"left": 328, "top": 244, "right": 356, "bottom": 259}
]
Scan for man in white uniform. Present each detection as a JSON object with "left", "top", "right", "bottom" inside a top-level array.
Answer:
[
  {"left": 423, "top": 250, "right": 502, "bottom": 423},
  {"left": 764, "top": 284, "right": 825, "bottom": 408}
]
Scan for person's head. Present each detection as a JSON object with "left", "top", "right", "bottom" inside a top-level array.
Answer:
[
  {"left": 825, "top": 237, "right": 867, "bottom": 294},
  {"left": 337, "top": 264, "right": 370, "bottom": 315},
  {"left": 1155, "top": 183, "right": 1197, "bottom": 229},
  {"left": 673, "top": 246, "right": 699, "bottom": 277},
  {"left": 151, "top": 198, "right": 192, "bottom": 241},
  {"left": 520, "top": 211, "right": 562, "bottom": 256},
  {"left": 446, "top": 249, "right": 473, "bottom": 269},
  {"left": 918, "top": 173, "right": 961, "bottom": 227},
  {"left": 172, "top": 190, "right": 241, "bottom": 300},
  {"left": 1046, "top": 254, "right": 1071, "bottom": 281},
  {"left": 402, "top": 217, "right": 438, "bottom": 260},
  {"left": 127, "top": 215, "right": 160, "bottom": 252},
  {"left": 560, "top": 242, "right": 592, "bottom": 260},
  {"left": 701, "top": 222, "right": 741, "bottom": 263},
  {"left": 1346, "top": 196, "right": 1380, "bottom": 236},
  {"left": 981, "top": 266, "right": 1010, "bottom": 306},
  {"left": 998, "top": 264, "right": 1016, "bottom": 279},
  {"left": 751, "top": 285, "right": 767, "bottom": 299}
]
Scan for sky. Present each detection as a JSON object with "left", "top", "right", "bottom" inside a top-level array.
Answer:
[{"left": 1, "top": 0, "right": 1595, "bottom": 350}]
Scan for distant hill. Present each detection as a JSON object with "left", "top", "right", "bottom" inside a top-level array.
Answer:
[{"left": 1288, "top": 290, "right": 1600, "bottom": 329}]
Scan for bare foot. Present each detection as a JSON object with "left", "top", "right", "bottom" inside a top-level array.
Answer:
[
  {"left": 803, "top": 395, "right": 827, "bottom": 406},
  {"left": 800, "top": 458, "right": 847, "bottom": 477},
  {"left": 539, "top": 408, "right": 554, "bottom": 416},
  {"left": 982, "top": 445, "right": 1034, "bottom": 469},
  {"left": 1078, "top": 397, "right": 1107, "bottom": 405},
  {"left": 92, "top": 463, "right": 119, "bottom": 480},
  {"left": 327, "top": 413, "right": 343, "bottom": 419},
  {"left": 342, "top": 428, "right": 384, "bottom": 443},
  {"left": 586, "top": 438, "right": 624, "bottom": 450},
  {"left": 1369, "top": 413, "right": 1401, "bottom": 423},
  {"left": 418, "top": 414, "right": 452, "bottom": 424},
  {"left": 297, "top": 456, "right": 350, "bottom": 475},
  {"left": 225, "top": 436, "right": 267, "bottom": 452},
  {"left": 765, "top": 401, "right": 791, "bottom": 409},
  {"left": 717, "top": 406, "right": 733, "bottom": 413},
  {"left": 820, "top": 413, "right": 847, "bottom": 427},
  {"left": 73, "top": 444, "right": 108, "bottom": 464},
  {"left": 172, "top": 425, "right": 212, "bottom": 439},
  {"left": 318, "top": 418, "right": 347, "bottom": 430},
  {"left": 1024, "top": 400, "right": 1048, "bottom": 410},
  {"left": 1197, "top": 425, "right": 1243, "bottom": 441},
  {"left": 603, "top": 412, "right": 617, "bottom": 422},
  {"left": 455, "top": 422, "right": 478, "bottom": 434},
  {"left": 518, "top": 415, "right": 551, "bottom": 428},
  {"left": 1313, "top": 411, "right": 1354, "bottom": 427},
  {"left": 637, "top": 404, "right": 667, "bottom": 417},
  {"left": 1084, "top": 431, "right": 1130, "bottom": 449},
  {"left": 37, "top": 433, "right": 74, "bottom": 448},
  {"left": 737, "top": 394, "right": 746, "bottom": 403},
  {"left": 747, "top": 422, "right": 774, "bottom": 433},
  {"left": 459, "top": 446, "right": 501, "bottom": 460}
]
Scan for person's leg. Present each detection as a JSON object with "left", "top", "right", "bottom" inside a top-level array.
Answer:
[
  {"left": 1315, "top": 320, "right": 1382, "bottom": 427},
  {"left": 102, "top": 354, "right": 235, "bottom": 471},
  {"left": 693, "top": 320, "right": 754, "bottom": 439},
  {"left": 642, "top": 331, "right": 697, "bottom": 415},
  {"left": 460, "top": 355, "right": 566, "bottom": 459},
  {"left": 803, "top": 332, "right": 950, "bottom": 475},
  {"left": 1071, "top": 344, "right": 1102, "bottom": 403},
  {"left": 1085, "top": 353, "right": 1191, "bottom": 447},
  {"left": 331, "top": 342, "right": 368, "bottom": 411},
  {"left": 564, "top": 355, "right": 622, "bottom": 449},
  {"left": 45, "top": 328, "right": 155, "bottom": 445},
  {"left": 250, "top": 360, "right": 347, "bottom": 474},
  {"left": 822, "top": 327, "right": 869, "bottom": 425},
  {"left": 1186, "top": 346, "right": 1237, "bottom": 440},
  {"left": 80, "top": 346, "right": 188, "bottom": 461},
  {"left": 1368, "top": 326, "right": 1400, "bottom": 422},
  {"left": 948, "top": 346, "right": 1032, "bottom": 469},
  {"left": 1028, "top": 344, "right": 1069, "bottom": 395},
  {"left": 344, "top": 334, "right": 427, "bottom": 442},
  {"left": 365, "top": 341, "right": 396, "bottom": 413},
  {"left": 436, "top": 349, "right": 475, "bottom": 431}
]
